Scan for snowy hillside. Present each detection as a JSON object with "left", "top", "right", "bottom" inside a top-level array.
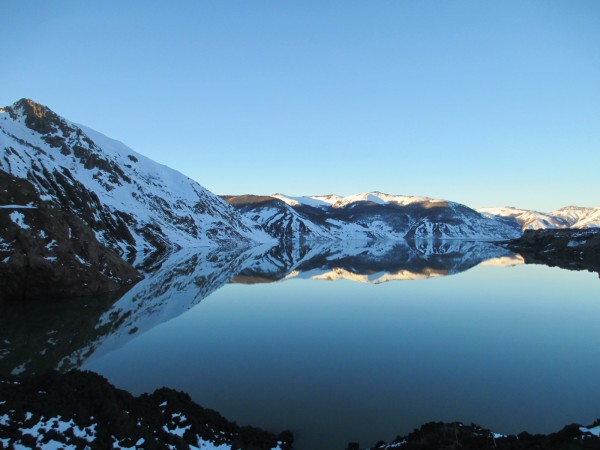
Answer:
[
  {"left": 223, "top": 195, "right": 334, "bottom": 240},
  {"left": 552, "top": 206, "right": 600, "bottom": 228},
  {"left": 226, "top": 192, "right": 521, "bottom": 241},
  {"left": 478, "top": 205, "right": 600, "bottom": 231},
  {"left": 0, "top": 99, "right": 272, "bottom": 258}
]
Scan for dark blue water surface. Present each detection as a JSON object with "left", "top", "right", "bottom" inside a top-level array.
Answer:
[
  {"left": 1, "top": 241, "right": 599, "bottom": 450},
  {"left": 81, "top": 243, "right": 600, "bottom": 450}
]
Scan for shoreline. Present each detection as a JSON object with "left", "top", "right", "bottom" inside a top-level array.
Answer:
[{"left": 2, "top": 370, "right": 599, "bottom": 450}]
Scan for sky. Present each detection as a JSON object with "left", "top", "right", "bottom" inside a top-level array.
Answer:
[{"left": 1, "top": 1, "right": 599, "bottom": 211}]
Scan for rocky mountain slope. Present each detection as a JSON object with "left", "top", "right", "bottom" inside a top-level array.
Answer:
[
  {"left": 0, "top": 99, "right": 271, "bottom": 261},
  {"left": 0, "top": 170, "right": 140, "bottom": 300},
  {"left": 224, "top": 192, "right": 521, "bottom": 241},
  {"left": 478, "top": 205, "right": 600, "bottom": 231}
]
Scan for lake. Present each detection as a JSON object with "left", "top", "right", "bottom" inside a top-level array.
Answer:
[{"left": 1, "top": 240, "right": 599, "bottom": 450}]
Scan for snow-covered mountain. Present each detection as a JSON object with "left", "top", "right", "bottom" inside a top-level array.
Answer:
[
  {"left": 552, "top": 206, "right": 600, "bottom": 228},
  {"left": 222, "top": 195, "right": 334, "bottom": 240},
  {"left": 3, "top": 97, "right": 596, "bottom": 267},
  {"left": 0, "top": 99, "right": 272, "bottom": 259},
  {"left": 225, "top": 192, "right": 521, "bottom": 241},
  {"left": 477, "top": 207, "right": 567, "bottom": 230},
  {"left": 478, "top": 205, "right": 600, "bottom": 231}
]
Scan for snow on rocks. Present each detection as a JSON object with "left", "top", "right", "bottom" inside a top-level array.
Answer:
[
  {"left": 580, "top": 425, "right": 600, "bottom": 437},
  {"left": 0, "top": 371, "right": 293, "bottom": 450},
  {"left": 8, "top": 211, "right": 29, "bottom": 230}
]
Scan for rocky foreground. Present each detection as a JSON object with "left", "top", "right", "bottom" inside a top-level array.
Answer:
[
  {"left": 348, "top": 420, "right": 600, "bottom": 450},
  {"left": 1, "top": 371, "right": 598, "bottom": 450},
  {"left": 500, "top": 228, "right": 600, "bottom": 277},
  {"left": 0, "top": 371, "right": 292, "bottom": 450}
]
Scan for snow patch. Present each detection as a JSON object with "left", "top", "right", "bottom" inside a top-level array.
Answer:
[
  {"left": 9, "top": 211, "right": 29, "bottom": 229},
  {"left": 163, "top": 423, "right": 191, "bottom": 437},
  {"left": 75, "top": 254, "right": 91, "bottom": 266},
  {"left": 581, "top": 425, "right": 600, "bottom": 437},
  {"left": 190, "top": 437, "right": 232, "bottom": 449}
]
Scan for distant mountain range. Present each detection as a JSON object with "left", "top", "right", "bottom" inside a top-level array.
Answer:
[
  {"left": 223, "top": 192, "right": 520, "bottom": 241},
  {"left": 478, "top": 206, "right": 600, "bottom": 230},
  {"left": 1, "top": 99, "right": 598, "bottom": 298},
  {"left": 223, "top": 193, "right": 600, "bottom": 242}
]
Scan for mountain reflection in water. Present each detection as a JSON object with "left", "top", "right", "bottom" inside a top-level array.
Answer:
[{"left": 0, "top": 240, "right": 519, "bottom": 376}]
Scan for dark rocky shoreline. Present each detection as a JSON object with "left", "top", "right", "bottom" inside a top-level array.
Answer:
[
  {"left": 0, "top": 370, "right": 293, "bottom": 450},
  {"left": 349, "top": 420, "right": 600, "bottom": 450},
  {"left": 500, "top": 228, "right": 600, "bottom": 277},
  {"left": 1, "top": 371, "right": 599, "bottom": 450}
]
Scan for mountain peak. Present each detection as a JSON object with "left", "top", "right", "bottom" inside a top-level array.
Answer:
[
  {"left": 2, "top": 98, "right": 65, "bottom": 135},
  {"left": 13, "top": 97, "right": 45, "bottom": 111},
  {"left": 0, "top": 98, "right": 273, "bottom": 258}
]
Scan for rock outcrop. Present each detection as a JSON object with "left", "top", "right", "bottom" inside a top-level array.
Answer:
[
  {"left": 500, "top": 228, "right": 600, "bottom": 277},
  {"left": 0, "top": 171, "right": 141, "bottom": 301},
  {"left": 348, "top": 420, "right": 600, "bottom": 450},
  {"left": 0, "top": 370, "right": 292, "bottom": 450}
]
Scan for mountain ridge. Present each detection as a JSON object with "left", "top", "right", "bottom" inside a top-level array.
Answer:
[
  {"left": 223, "top": 192, "right": 521, "bottom": 241},
  {"left": 0, "top": 98, "right": 273, "bottom": 261},
  {"left": 478, "top": 205, "right": 600, "bottom": 231}
]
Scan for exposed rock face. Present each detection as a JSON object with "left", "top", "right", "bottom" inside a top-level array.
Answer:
[
  {"left": 0, "top": 370, "right": 293, "bottom": 450},
  {"left": 0, "top": 171, "right": 141, "bottom": 301},
  {"left": 500, "top": 228, "right": 600, "bottom": 277},
  {"left": 0, "top": 99, "right": 271, "bottom": 260},
  {"left": 349, "top": 420, "right": 600, "bottom": 450},
  {"left": 223, "top": 192, "right": 520, "bottom": 241}
]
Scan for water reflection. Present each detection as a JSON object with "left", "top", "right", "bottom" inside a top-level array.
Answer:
[
  {"left": 235, "top": 239, "right": 521, "bottom": 284},
  {"left": 0, "top": 240, "right": 517, "bottom": 376}
]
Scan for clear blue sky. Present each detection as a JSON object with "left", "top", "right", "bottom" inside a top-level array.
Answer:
[{"left": 2, "top": 1, "right": 599, "bottom": 211}]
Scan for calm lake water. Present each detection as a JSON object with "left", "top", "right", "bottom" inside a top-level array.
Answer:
[{"left": 1, "top": 240, "right": 599, "bottom": 450}]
